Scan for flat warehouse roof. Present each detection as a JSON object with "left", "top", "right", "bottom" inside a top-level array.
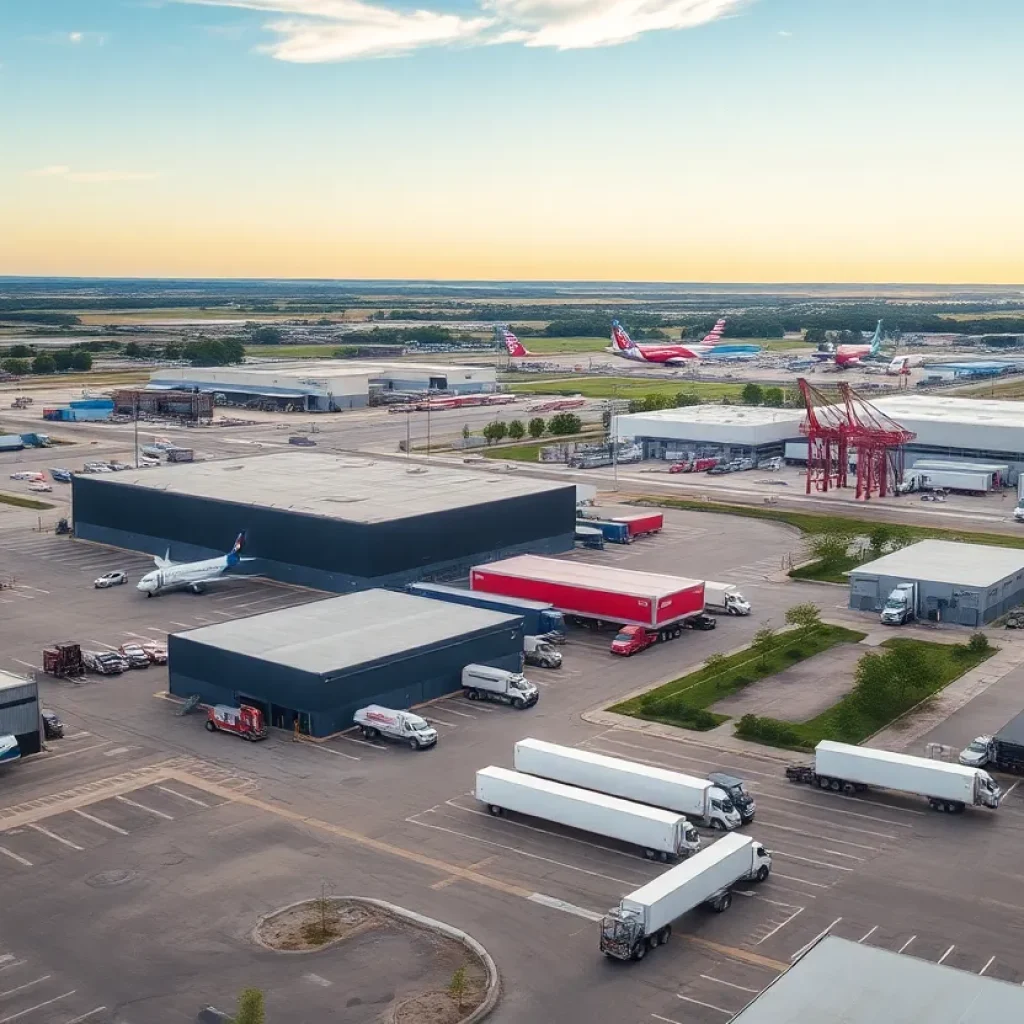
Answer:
[
  {"left": 873, "top": 394, "right": 1024, "bottom": 431},
  {"left": 176, "top": 590, "right": 521, "bottom": 674},
  {"left": 848, "top": 540, "right": 1024, "bottom": 589},
  {"left": 86, "top": 454, "right": 572, "bottom": 523},
  {"left": 731, "top": 936, "right": 1024, "bottom": 1023},
  {"left": 475, "top": 554, "right": 702, "bottom": 598}
]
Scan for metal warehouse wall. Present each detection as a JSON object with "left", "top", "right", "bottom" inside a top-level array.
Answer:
[
  {"left": 168, "top": 620, "right": 524, "bottom": 736},
  {"left": 73, "top": 476, "right": 576, "bottom": 590},
  {"left": 0, "top": 679, "right": 41, "bottom": 757},
  {"left": 848, "top": 574, "right": 1024, "bottom": 627}
]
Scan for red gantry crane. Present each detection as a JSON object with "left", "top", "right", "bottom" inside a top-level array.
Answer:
[{"left": 798, "top": 379, "right": 915, "bottom": 500}]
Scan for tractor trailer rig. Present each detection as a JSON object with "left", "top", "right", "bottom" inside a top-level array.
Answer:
[
  {"left": 786, "top": 740, "right": 1001, "bottom": 814},
  {"left": 470, "top": 555, "right": 704, "bottom": 640},
  {"left": 599, "top": 833, "right": 772, "bottom": 961}
]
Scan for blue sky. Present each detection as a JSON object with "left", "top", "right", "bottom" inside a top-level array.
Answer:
[{"left": 1, "top": 1, "right": 1022, "bottom": 281}]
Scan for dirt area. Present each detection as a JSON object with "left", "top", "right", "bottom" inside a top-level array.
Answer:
[
  {"left": 256, "top": 898, "right": 489, "bottom": 1023},
  {"left": 711, "top": 643, "right": 865, "bottom": 722}
]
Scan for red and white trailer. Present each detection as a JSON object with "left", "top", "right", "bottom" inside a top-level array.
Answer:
[
  {"left": 470, "top": 555, "right": 704, "bottom": 636},
  {"left": 610, "top": 511, "right": 663, "bottom": 539}
]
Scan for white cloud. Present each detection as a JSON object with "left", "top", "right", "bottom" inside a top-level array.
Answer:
[
  {"left": 29, "top": 166, "right": 159, "bottom": 183},
  {"left": 777, "top": 28, "right": 791, "bottom": 37},
  {"left": 171, "top": 0, "right": 749, "bottom": 61}
]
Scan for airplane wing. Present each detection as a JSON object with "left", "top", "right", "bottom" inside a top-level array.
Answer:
[{"left": 662, "top": 356, "right": 694, "bottom": 366}]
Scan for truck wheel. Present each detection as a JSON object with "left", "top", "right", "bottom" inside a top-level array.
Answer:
[
  {"left": 643, "top": 848, "right": 656, "bottom": 860},
  {"left": 829, "top": 779, "right": 842, "bottom": 791},
  {"left": 658, "top": 851, "right": 669, "bottom": 862},
  {"left": 660, "top": 925, "right": 672, "bottom": 943},
  {"left": 465, "top": 688, "right": 478, "bottom": 700},
  {"left": 409, "top": 738, "right": 420, "bottom": 750},
  {"left": 842, "top": 783, "right": 856, "bottom": 795},
  {"left": 487, "top": 805, "right": 503, "bottom": 816},
  {"left": 512, "top": 698, "right": 525, "bottom": 709},
  {"left": 672, "top": 628, "right": 681, "bottom": 639},
  {"left": 929, "top": 798, "right": 941, "bottom": 811},
  {"left": 716, "top": 893, "right": 732, "bottom": 913},
  {"left": 632, "top": 942, "right": 647, "bottom": 962},
  {"left": 205, "top": 720, "right": 216, "bottom": 732},
  {"left": 756, "top": 866, "right": 769, "bottom": 882},
  {"left": 818, "top": 777, "right": 831, "bottom": 790},
  {"left": 952, "top": 802, "right": 965, "bottom": 814},
  {"left": 710, "top": 819, "right": 723, "bottom": 831}
]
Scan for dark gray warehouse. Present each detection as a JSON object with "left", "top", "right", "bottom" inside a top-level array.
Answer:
[
  {"left": 72, "top": 454, "right": 576, "bottom": 592},
  {"left": 168, "top": 589, "right": 524, "bottom": 736}
]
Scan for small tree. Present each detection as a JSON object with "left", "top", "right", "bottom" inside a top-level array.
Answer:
[
  {"left": 751, "top": 623, "right": 777, "bottom": 667},
  {"left": 507, "top": 419, "right": 525, "bottom": 440},
  {"left": 809, "top": 529, "right": 852, "bottom": 569},
  {"left": 528, "top": 417, "right": 546, "bottom": 438},
  {"left": 967, "top": 632, "right": 991, "bottom": 654},
  {"left": 869, "top": 525, "right": 893, "bottom": 554},
  {"left": 232, "top": 988, "right": 265, "bottom": 1024},
  {"left": 448, "top": 965, "right": 469, "bottom": 1011},
  {"left": 482, "top": 421, "right": 506, "bottom": 445},
  {"left": 462, "top": 423, "right": 471, "bottom": 440},
  {"left": 703, "top": 652, "right": 728, "bottom": 676},
  {"left": 31, "top": 353, "right": 57, "bottom": 375},
  {"left": 549, "top": 412, "right": 582, "bottom": 435},
  {"left": 675, "top": 392, "right": 700, "bottom": 407},
  {"left": 785, "top": 603, "right": 821, "bottom": 638},
  {"left": 763, "top": 387, "right": 784, "bottom": 408},
  {"left": 741, "top": 382, "right": 763, "bottom": 406}
]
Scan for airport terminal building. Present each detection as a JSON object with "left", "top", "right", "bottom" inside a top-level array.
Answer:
[
  {"left": 614, "top": 395, "right": 1024, "bottom": 483},
  {"left": 148, "top": 360, "right": 497, "bottom": 412},
  {"left": 71, "top": 454, "right": 576, "bottom": 592}
]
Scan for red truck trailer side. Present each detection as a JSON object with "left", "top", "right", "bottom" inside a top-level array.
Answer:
[
  {"left": 470, "top": 555, "right": 703, "bottom": 630},
  {"left": 610, "top": 512, "right": 663, "bottom": 538}
]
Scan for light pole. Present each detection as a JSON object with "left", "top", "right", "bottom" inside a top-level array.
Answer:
[
  {"left": 133, "top": 392, "right": 139, "bottom": 468},
  {"left": 426, "top": 401, "right": 432, "bottom": 458}
]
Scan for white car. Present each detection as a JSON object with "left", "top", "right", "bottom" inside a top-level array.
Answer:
[
  {"left": 28, "top": 482, "right": 52, "bottom": 492},
  {"left": 94, "top": 571, "right": 128, "bottom": 589},
  {"left": 352, "top": 705, "right": 437, "bottom": 750},
  {"left": 142, "top": 641, "right": 168, "bottom": 664},
  {"left": 1014, "top": 505, "right": 1024, "bottom": 523},
  {"left": 958, "top": 736, "right": 992, "bottom": 767},
  {"left": 9, "top": 471, "right": 42, "bottom": 481}
]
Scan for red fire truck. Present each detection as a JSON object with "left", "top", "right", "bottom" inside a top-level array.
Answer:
[{"left": 205, "top": 704, "right": 268, "bottom": 741}]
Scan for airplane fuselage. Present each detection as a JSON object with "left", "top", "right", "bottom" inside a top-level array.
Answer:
[{"left": 137, "top": 556, "right": 231, "bottom": 596}]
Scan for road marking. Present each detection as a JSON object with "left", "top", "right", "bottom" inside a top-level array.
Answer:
[
  {"left": 0, "top": 959, "right": 12, "bottom": 967},
  {"left": 791, "top": 918, "right": 842, "bottom": 961},
  {"left": 980, "top": 955, "right": 996, "bottom": 976},
  {"left": 27, "top": 824, "right": 83, "bottom": 851},
  {"left": 899, "top": 935, "right": 916, "bottom": 953},
  {"left": 303, "top": 973, "right": 332, "bottom": 987},
  {"left": 301, "top": 742, "right": 361, "bottom": 762},
  {"left": 116, "top": 795, "right": 174, "bottom": 820},
  {"left": 73, "top": 809, "right": 128, "bottom": 835},
  {"left": 756, "top": 907, "right": 804, "bottom": 945},
  {"left": 938, "top": 944, "right": 955, "bottom": 964},
  {"left": 699, "top": 975, "right": 759, "bottom": 994},
  {"left": 23, "top": 742, "right": 112, "bottom": 764},
  {"left": 0, "top": 989, "right": 76, "bottom": 1022},
  {"left": 771, "top": 872, "right": 829, "bottom": 889},
  {"left": 15, "top": 585, "right": 49, "bottom": 595},
  {"left": 1004, "top": 780, "right": 1021, "bottom": 799},
  {"left": 10, "top": 659, "right": 37, "bottom": 671},
  {"left": 86, "top": 639, "right": 117, "bottom": 650},
  {"left": 0, "top": 847, "right": 32, "bottom": 867},
  {"left": 817, "top": 848, "right": 865, "bottom": 861},
  {"left": 103, "top": 747, "right": 131, "bottom": 757},
  {"left": 0, "top": 963, "right": 25, "bottom": 974},
  {"left": 169, "top": 621, "right": 193, "bottom": 629},
  {"left": 156, "top": 785, "right": 209, "bottom": 808},
  {"left": 425, "top": 716, "right": 458, "bottom": 728},
  {"left": 430, "top": 705, "right": 475, "bottom": 719},
  {"left": 0, "top": 976, "right": 51, "bottom": 1000},
  {"left": 651, "top": 1015, "right": 684, "bottom": 1024},
  {"left": 775, "top": 850, "right": 853, "bottom": 871},
  {"left": 754, "top": 820, "right": 884, "bottom": 848},
  {"left": 676, "top": 994, "right": 731, "bottom": 1015},
  {"left": 858, "top": 925, "right": 878, "bottom": 944},
  {"left": 64, "top": 1010, "right": 107, "bottom": 1024},
  {"left": 528, "top": 893, "right": 604, "bottom": 921},
  {"left": 64, "top": 732, "right": 92, "bottom": 740},
  {"left": 753, "top": 791, "right": 915, "bottom": 826},
  {"left": 334, "top": 733, "right": 387, "bottom": 751}
]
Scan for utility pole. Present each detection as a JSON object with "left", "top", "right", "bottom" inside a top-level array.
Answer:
[
  {"left": 133, "top": 392, "right": 140, "bottom": 468},
  {"left": 609, "top": 384, "right": 619, "bottom": 491},
  {"left": 426, "top": 402, "right": 432, "bottom": 458},
  {"left": 406, "top": 413, "right": 411, "bottom": 460}
]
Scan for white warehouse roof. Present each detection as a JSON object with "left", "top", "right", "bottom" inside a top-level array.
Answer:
[
  {"left": 614, "top": 406, "right": 802, "bottom": 446},
  {"left": 848, "top": 539, "right": 1024, "bottom": 589}
]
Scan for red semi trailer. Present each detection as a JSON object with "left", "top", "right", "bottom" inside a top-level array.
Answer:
[
  {"left": 610, "top": 511, "right": 663, "bottom": 539},
  {"left": 470, "top": 555, "right": 704, "bottom": 639}
]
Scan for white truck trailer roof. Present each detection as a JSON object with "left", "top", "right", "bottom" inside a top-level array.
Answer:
[{"left": 816, "top": 741, "right": 979, "bottom": 781}]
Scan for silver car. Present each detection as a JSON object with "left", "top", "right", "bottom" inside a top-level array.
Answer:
[
  {"left": 958, "top": 736, "right": 992, "bottom": 767},
  {"left": 94, "top": 571, "right": 127, "bottom": 589}
]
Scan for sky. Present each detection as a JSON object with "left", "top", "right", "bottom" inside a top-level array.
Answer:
[{"left": 1, "top": 0, "right": 1022, "bottom": 283}]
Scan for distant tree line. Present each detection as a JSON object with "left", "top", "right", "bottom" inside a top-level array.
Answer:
[{"left": 1, "top": 349, "right": 93, "bottom": 375}]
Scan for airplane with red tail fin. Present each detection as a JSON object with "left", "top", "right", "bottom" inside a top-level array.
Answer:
[
  {"left": 498, "top": 326, "right": 531, "bottom": 357},
  {"left": 609, "top": 320, "right": 759, "bottom": 365}
]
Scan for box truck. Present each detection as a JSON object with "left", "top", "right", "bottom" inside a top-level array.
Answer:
[
  {"left": 475, "top": 766, "right": 701, "bottom": 860},
  {"left": 880, "top": 582, "right": 917, "bottom": 625},
  {"left": 513, "top": 739, "right": 741, "bottom": 830},
  {"left": 470, "top": 555, "right": 704, "bottom": 638},
  {"left": 599, "top": 833, "right": 772, "bottom": 961},
  {"left": 404, "top": 582, "right": 566, "bottom": 640},
  {"left": 703, "top": 582, "right": 752, "bottom": 617},
  {"left": 786, "top": 740, "right": 1001, "bottom": 813},
  {"left": 576, "top": 519, "right": 632, "bottom": 545}
]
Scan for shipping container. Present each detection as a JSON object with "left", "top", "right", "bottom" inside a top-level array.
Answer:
[
  {"left": 470, "top": 554, "right": 704, "bottom": 629},
  {"left": 404, "top": 582, "right": 565, "bottom": 637},
  {"left": 0, "top": 434, "right": 26, "bottom": 452},
  {"left": 576, "top": 519, "right": 632, "bottom": 544}
]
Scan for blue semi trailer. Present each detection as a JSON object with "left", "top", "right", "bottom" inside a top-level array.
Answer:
[{"left": 405, "top": 581, "right": 566, "bottom": 640}]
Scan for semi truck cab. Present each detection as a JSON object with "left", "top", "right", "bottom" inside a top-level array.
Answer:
[{"left": 708, "top": 772, "right": 756, "bottom": 823}]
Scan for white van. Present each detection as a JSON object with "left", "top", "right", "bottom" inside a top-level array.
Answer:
[
  {"left": 524, "top": 635, "right": 562, "bottom": 669},
  {"left": 462, "top": 664, "right": 539, "bottom": 709},
  {"left": 352, "top": 705, "right": 438, "bottom": 750}
]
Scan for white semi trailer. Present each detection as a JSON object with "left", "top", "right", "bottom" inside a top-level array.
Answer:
[
  {"left": 703, "top": 582, "right": 752, "bottom": 616},
  {"left": 475, "top": 766, "right": 701, "bottom": 860},
  {"left": 599, "top": 833, "right": 772, "bottom": 961},
  {"left": 513, "top": 738, "right": 742, "bottom": 830},
  {"left": 786, "top": 740, "right": 1002, "bottom": 814}
]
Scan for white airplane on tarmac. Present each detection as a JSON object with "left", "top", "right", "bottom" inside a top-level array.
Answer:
[{"left": 136, "top": 532, "right": 256, "bottom": 597}]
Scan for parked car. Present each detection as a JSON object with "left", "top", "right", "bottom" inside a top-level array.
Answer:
[
  {"left": 41, "top": 710, "right": 64, "bottom": 739},
  {"left": 49, "top": 468, "right": 72, "bottom": 483},
  {"left": 83, "top": 650, "right": 128, "bottom": 675},
  {"left": 28, "top": 481, "right": 52, "bottom": 492},
  {"left": 94, "top": 571, "right": 128, "bottom": 588},
  {"left": 119, "top": 643, "right": 151, "bottom": 669},
  {"left": 9, "top": 471, "right": 43, "bottom": 481},
  {"left": 142, "top": 641, "right": 168, "bottom": 664},
  {"left": 108, "top": 461, "right": 132, "bottom": 471},
  {"left": 683, "top": 613, "right": 718, "bottom": 631}
]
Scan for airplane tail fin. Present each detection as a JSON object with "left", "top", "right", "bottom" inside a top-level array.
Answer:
[
  {"left": 154, "top": 548, "right": 171, "bottom": 569},
  {"left": 501, "top": 327, "right": 530, "bottom": 357},
  {"left": 226, "top": 531, "right": 246, "bottom": 567},
  {"left": 870, "top": 319, "right": 883, "bottom": 355},
  {"left": 702, "top": 318, "right": 728, "bottom": 344},
  {"left": 611, "top": 320, "right": 637, "bottom": 353}
]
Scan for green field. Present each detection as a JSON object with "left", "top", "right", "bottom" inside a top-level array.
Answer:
[
  {"left": 481, "top": 431, "right": 603, "bottom": 462},
  {"left": 517, "top": 336, "right": 610, "bottom": 355},
  {"left": 244, "top": 344, "right": 338, "bottom": 359},
  {"left": 0, "top": 492, "right": 55, "bottom": 510},
  {"left": 509, "top": 376, "right": 762, "bottom": 401}
]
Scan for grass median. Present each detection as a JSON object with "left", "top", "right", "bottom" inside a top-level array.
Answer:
[
  {"left": 610, "top": 624, "right": 866, "bottom": 732},
  {"left": 0, "top": 492, "right": 55, "bottom": 510}
]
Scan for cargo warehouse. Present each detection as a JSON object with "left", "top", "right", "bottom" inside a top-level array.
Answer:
[
  {"left": 168, "top": 590, "right": 524, "bottom": 736},
  {"left": 615, "top": 396, "right": 1024, "bottom": 483},
  {"left": 71, "top": 454, "right": 576, "bottom": 591},
  {"left": 847, "top": 539, "right": 1024, "bottom": 626},
  {"left": 0, "top": 671, "right": 41, "bottom": 757},
  {"left": 147, "top": 360, "right": 496, "bottom": 412}
]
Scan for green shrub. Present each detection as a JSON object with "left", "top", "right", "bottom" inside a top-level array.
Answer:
[
  {"left": 736, "top": 714, "right": 804, "bottom": 748},
  {"left": 785, "top": 647, "right": 805, "bottom": 660},
  {"left": 968, "top": 632, "right": 991, "bottom": 654},
  {"left": 666, "top": 704, "right": 719, "bottom": 731}
]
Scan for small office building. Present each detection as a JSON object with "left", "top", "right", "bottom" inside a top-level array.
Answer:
[{"left": 847, "top": 539, "right": 1024, "bottom": 626}]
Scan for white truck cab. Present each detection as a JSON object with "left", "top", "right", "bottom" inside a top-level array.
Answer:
[
  {"left": 704, "top": 582, "right": 752, "bottom": 616},
  {"left": 524, "top": 635, "right": 562, "bottom": 669},
  {"left": 1014, "top": 503, "right": 1024, "bottom": 523},
  {"left": 352, "top": 705, "right": 437, "bottom": 750},
  {"left": 880, "top": 582, "right": 917, "bottom": 625},
  {"left": 959, "top": 735, "right": 993, "bottom": 767},
  {"left": 462, "top": 664, "right": 539, "bottom": 709}
]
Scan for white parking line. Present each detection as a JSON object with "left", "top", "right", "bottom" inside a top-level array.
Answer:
[
  {"left": 73, "top": 809, "right": 129, "bottom": 835},
  {"left": 980, "top": 955, "right": 996, "bottom": 976},
  {"left": 756, "top": 907, "right": 804, "bottom": 945},
  {"left": 302, "top": 742, "right": 360, "bottom": 762},
  {"left": 1004, "top": 780, "right": 1021, "bottom": 800},
  {"left": 64, "top": 1009, "right": 107, "bottom": 1024},
  {"left": 116, "top": 795, "right": 174, "bottom": 820},
  {"left": 335, "top": 733, "right": 387, "bottom": 751},
  {"left": 431, "top": 705, "right": 476, "bottom": 719},
  {"left": 753, "top": 791, "right": 916, "bottom": 827},
  {"left": 816, "top": 848, "right": 865, "bottom": 862},
  {"left": 938, "top": 944, "right": 955, "bottom": 964},
  {"left": 25, "top": 742, "right": 112, "bottom": 763},
  {"left": 169, "top": 621, "right": 193, "bottom": 629},
  {"left": 0, "top": 976, "right": 51, "bottom": 999},
  {"left": 10, "top": 660, "right": 37, "bottom": 671},
  {"left": 754, "top": 821, "right": 883, "bottom": 849},
  {"left": 651, "top": 1015, "right": 684, "bottom": 1024},
  {"left": 899, "top": 935, "right": 916, "bottom": 953},
  {"left": 0, "top": 847, "right": 32, "bottom": 867},
  {"left": 425, "top": 716, "right": 458, "bottom": 728},
  {"left": 28, "top": 824, "right": 83, "bottom": 851},
  {"left": 86, "top": 639, "right": 117, "bottom": 650},
  {"left": 858, "top": 925, "right": 878, "bottom": 943},
  {"left": 771, "top": 872, "right": 829, "bottom": 889},
  {"left": 676, "top": 994, "right": 731, "bottom": 1015},
  {"left": 774, "top": 850, "right": 853, "bottom": 872},
  {"left": 528, "top": 893, "right": 603, "bottom": 921},
  {"left": 700, "top": 975, "right": 759, "bottom": 994},
  {"left": 791, "top": 918, "right": 842, "bottom": 961},
  {"left": 156, "top": 785, "right": 209, "bottom": 808},
  {"left": 0, "top": 989, "right": 76, "bottom": 1022}
]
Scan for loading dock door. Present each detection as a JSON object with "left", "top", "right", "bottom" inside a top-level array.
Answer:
[{"left": 430, "top": 376, "right": 447, "bottom": 390}]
